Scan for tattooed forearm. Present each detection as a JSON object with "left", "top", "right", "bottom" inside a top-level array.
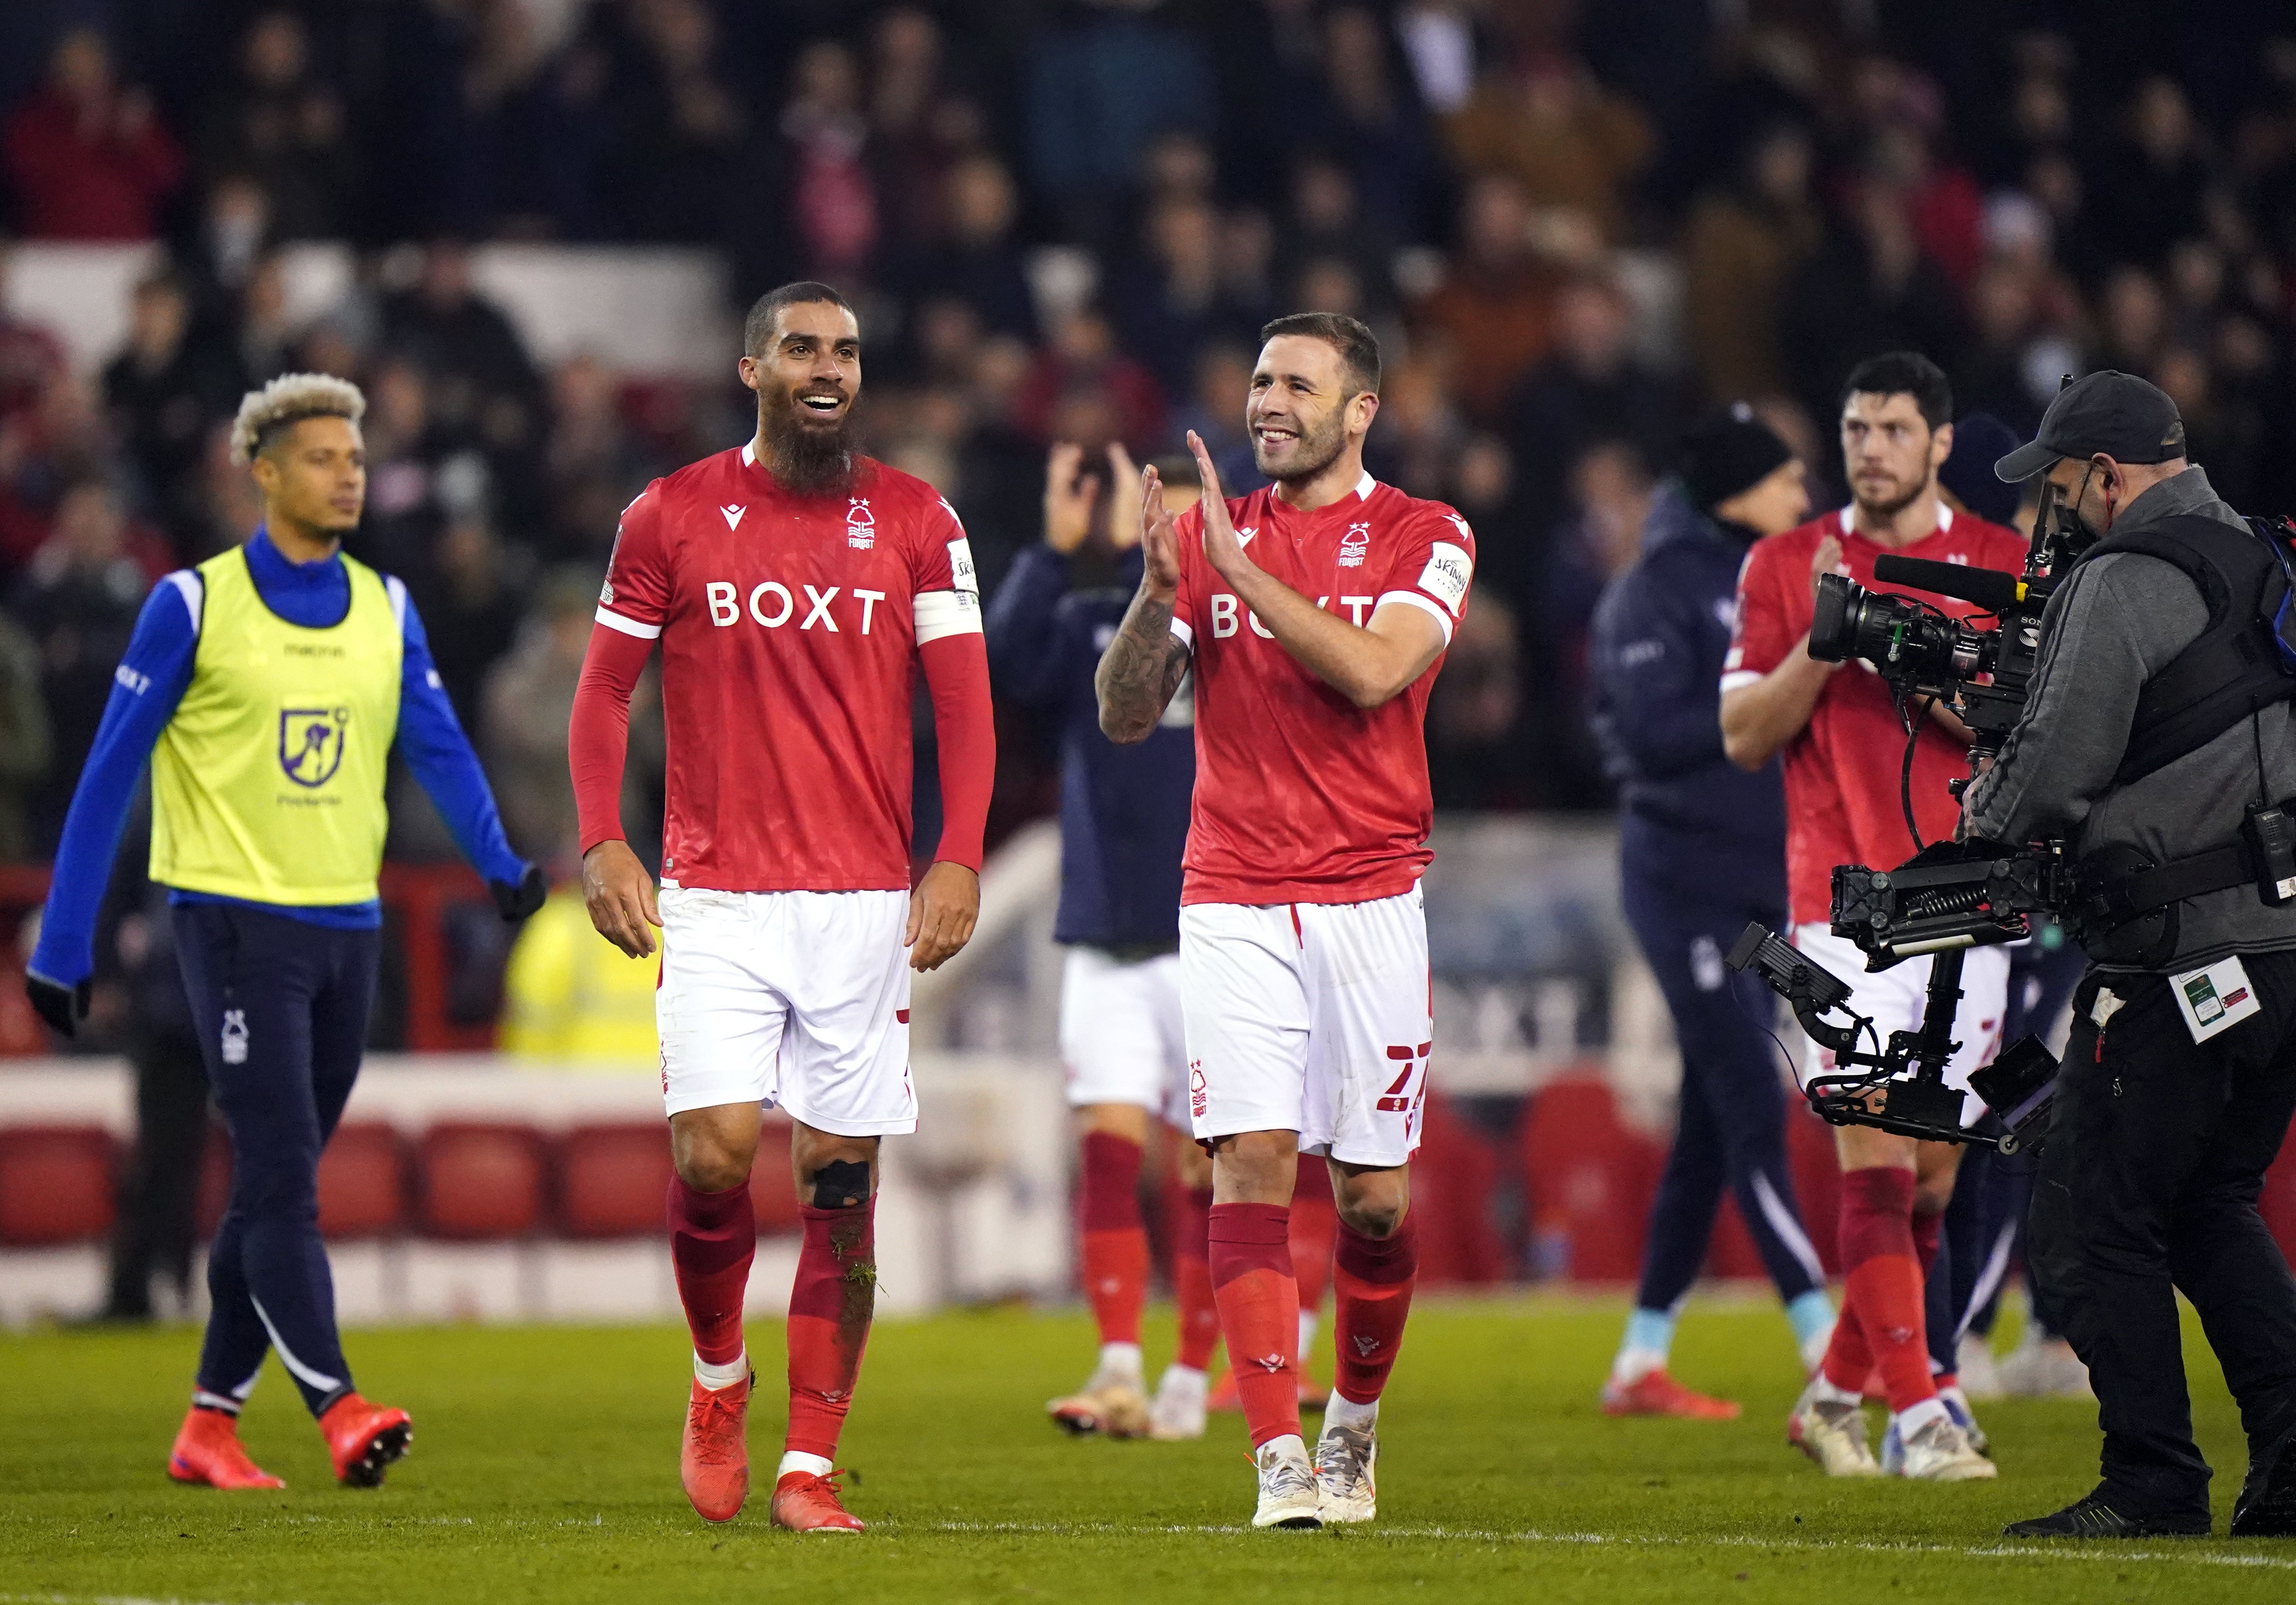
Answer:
[{"left": 1096, "top": 589, "right": 1189, "bottom": 744}]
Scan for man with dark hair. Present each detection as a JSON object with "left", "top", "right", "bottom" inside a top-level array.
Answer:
[
  {"left": 1097, "top": 310, "right": 1471, "bottom": 1528},
  {"left": 569, "top": 284, "right": 996, "bottom": 1533},
  {"left": 1721, "top": 351, "right": 2026, "bottom": 1481},
  {"left": 1590, "top": 407, "right": 1835, "bottom": 1418}
]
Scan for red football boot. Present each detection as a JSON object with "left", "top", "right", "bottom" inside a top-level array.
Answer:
[
  {"left": 167, "top": 1407, "right": 286, "bottom": 1490},
  {"left": 1600, "top": 1369, "right": 1743, "bottom": 1420},
  {"left": 769, "top": 1468, "right": 864, "bottom": 1533},
  {"left": 680, "top": 1375, "right": 751, "bottom": 1523},
  {"left": 318, "top": 1392, "right": 413, "bottom": 1488}
]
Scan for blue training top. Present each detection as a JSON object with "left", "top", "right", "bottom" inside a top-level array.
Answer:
[
  {"left": 985, "top": 543, "right": 1194, "bottom": 949},
  {"left": 29, "top": 528, "right": 528, "bottom": 988}
]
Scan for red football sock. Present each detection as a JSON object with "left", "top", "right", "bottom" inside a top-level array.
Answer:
[
  {"left": 785, "top": 1199, "right": 876, "bottom": 1460},
  {"left": 1079, "top": 1131, "right": 1147, "bottom": 1347},
  {"left": 1332, "top": 1212, "right": 1418, "bottom": 1405},
  {"left": 1209, "top": 1201, "right": 1300, "bottom": 1448},
  {"left": 1820, "top": 1298, "right": 1874, "bottom": 1395},
  {"left": 668, "top": 1176, "right": 754, "bottom": 1367},
  {"left": 1290, "top": 1158, "right": 1339, "bottom": 1326},
  {"left": 1171, "top": 1185, "right": 1220, "bottom": 1370},
  {"left": 1831, "top": 1166, "right": 1933, "bottom": 1414}
]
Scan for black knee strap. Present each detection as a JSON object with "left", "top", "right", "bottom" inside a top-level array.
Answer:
[{"left": 810, "top": 1158, "right": 871, "bottom": 1210}]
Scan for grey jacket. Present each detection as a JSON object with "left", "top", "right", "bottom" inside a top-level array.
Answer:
[{"left": 1962, "top": 465, "right": 2296, "bottom": 971}]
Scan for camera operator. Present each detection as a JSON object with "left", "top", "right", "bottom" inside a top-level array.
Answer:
[
  {"left": 1962, "top": 371, "right": 2296, "bottom": 1539},
  {"left": 1587, "top": 406, "right": 1838, "bottom": 1419},
  {"left": 1722, "top": 352, "right": 2026, "bottom": 1481}
]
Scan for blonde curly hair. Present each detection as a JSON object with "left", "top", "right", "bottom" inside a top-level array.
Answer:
[{"left": 228, "top": 373, "right": 367, "bottom": 466}]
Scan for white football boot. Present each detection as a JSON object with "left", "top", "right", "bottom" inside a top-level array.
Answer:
[
  {"left": 1252, "top": 1437, "right": 1322, "bottom": 1529},
  {"left": 1896, "top": 1412, "right": 1998, "bottom": 1481},
  {"left": 1313, "top": 1419, "right": 1377, "bottom": 1523},
  {"left": 1147, "top": 1365, "right": 1208, "bottom": 1441},
  {"left": 1786, "top": 1378, "right": 1881, "bottom": 1477}
]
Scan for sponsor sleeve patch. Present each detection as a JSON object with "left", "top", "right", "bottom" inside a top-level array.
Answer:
[
  {"left": 1416, "top": 541, "right": 1473, "bottom": 615},
  {"left": 946, "top": 537, "right": 979, "bottom": 596}
]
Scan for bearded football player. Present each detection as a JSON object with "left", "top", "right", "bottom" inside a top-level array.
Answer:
[
  {"left": 568, "top": 282, "right": 995, "bottom": 1532},
  {"left": 1097, "top": 312, "right": 1473, "bottom": 1528}
]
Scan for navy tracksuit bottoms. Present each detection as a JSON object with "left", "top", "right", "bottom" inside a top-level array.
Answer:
[
  {"left": 173, "top": 902, "right": 378, "bottom": 1418},
  {"left": 1620, "top": 862, "right": 1826, "bottom": 1313}
]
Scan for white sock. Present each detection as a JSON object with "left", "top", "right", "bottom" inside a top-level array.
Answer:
[
  {"left": 1324, "top": 1391, "right": 1378, "bottom": 1434},
  {"left": 1257, "top": 1431, "right": 1309, "bottom": 1467},
  {"left": 1157, "top": 1363, "right": 1207, "bottom": 1399},
  {"left": 1894, "top": 1396, "right": 1949, "bottom": 1437},
  {"left": 1297, "top": 1309, "right": 1319, "bottom": 1358},
  {"left": 777, "top": 1450, "right": 833, "bottom": 1479},
  {"left": 1611, "top": 1344, "right": 1667, "bottom": 1385},
  {"left": 1799, "top": 1325, "right": 1835, "bottom": 1375},
  {"left": 1097, "top": 1341, "right": 1143, "bottom": 1382},
  {"left": 694, "top": 1350, "right": 748, "bottom": 1390},
  {"left": 1810, "top": 1372, "right": 1863, "bottom": 1408}
]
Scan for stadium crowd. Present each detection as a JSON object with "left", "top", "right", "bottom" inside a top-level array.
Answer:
[{"left": 1, "top": 0, "right": 2294, "bottom": 864}]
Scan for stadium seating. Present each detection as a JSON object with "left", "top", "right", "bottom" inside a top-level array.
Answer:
[
  {"left": 557, "top": 1122, "right": 674, "bottom": 1239},
  {"left": 0, "top": 1125, "right": 118, "bottom": 1245},
  {"left": 317, "top": 1123, "right": 410, "bottom": 1238},
  {"left": 748, "top": 1116, "right": 805, "bottom": 1234},
  {"left": 415, "top": 1123, "right": 550, "bottom": 1239},
  {"left": 1518, "top": 1077, "right": 1665, "bottom": 1282}
]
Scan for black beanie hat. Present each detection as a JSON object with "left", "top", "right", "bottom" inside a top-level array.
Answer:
[
  {"left": 1681, "top": 404, "right": 1793, "bottom": 516},
  {"left": 1940, "top": 413, "right": 2024, "bottom": 526}
]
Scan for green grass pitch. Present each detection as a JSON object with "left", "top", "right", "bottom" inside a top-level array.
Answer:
[{"left": 3, "top": 1294, "right": 2291, "bottom": 1604}]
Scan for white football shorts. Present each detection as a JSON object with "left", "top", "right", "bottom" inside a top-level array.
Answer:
[
  {"left": 1179, "top": 885, "right": 1432, "bottom": 1167},
  {"left": 1058, "top": 946, "right": 1189, "bottom": 1125},
  {"left": 656, "top": 885, "right": 916, "bottom": 1136},
  {"left": 1791, "top": 922, "right": 2010, "bottom": 1127}
]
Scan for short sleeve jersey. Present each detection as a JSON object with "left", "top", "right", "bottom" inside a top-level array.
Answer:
[
  {"left": 595, "top": 444, "right": 980, "bottom": 892},
  {"left": 1170, "top": 472, "right": 1474, "bottom": 905},
  {"left": 1722, "top": 503, "right": 2028, "bottom": 926}
]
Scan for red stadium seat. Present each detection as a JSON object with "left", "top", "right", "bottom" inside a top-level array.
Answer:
[
  {"left": 0, "top": 1125, "right": 118, "bottom": 1245},
  {"left": 318, "top": 1123, "right": 408, "bottom": 1239},
  {"left": 1518, "top": 1077, "right": 1665, "bottom": 1283},
  {"left": 750, "top": 1116, "right": 804, "bottom": 1234},
  {"left": 1784, "top": 1103, "right": 1843, "bottom": 1276},
  {"left": 558, "top": 1122, "right": 675, "bottom": 1238},
  {"left": 415, "top": 1123, "right": 548, "bottom": 1239},
  {"left": 1414, "top": 1092, "right": 1508, "bottom": 1285}
]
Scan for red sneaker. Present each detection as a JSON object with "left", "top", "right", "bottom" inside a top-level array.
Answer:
[
  {"left": 167, "top": 1407, "right": 285, "bottom": 1490},
  {"left": 769, "top": 1469, "right": 864, "bottom": 1533},
  {"left": 1601, "top": 1370, "right": 1743, "bottom": 1420},
  {"left": 318, "top": 1392, "right": 413, "bottom": 1487},
  {"left": 681, "top": 1375, "right": 751, "bottom": 1523},
  {"left": 1207, "top": 1369, "right": 1330, "bottom": 1413}
]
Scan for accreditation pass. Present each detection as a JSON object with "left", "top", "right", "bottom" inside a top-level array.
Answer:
[{"left": 2170, "top": 955, "right": 2263, "bottom": 1044}]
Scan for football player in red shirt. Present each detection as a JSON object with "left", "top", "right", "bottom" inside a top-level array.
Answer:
[
  {"left": 1097, "top": 313, "right": 1473, "bottom": 1529},
  {"left": 1721, "top": 352, "right": 2023, "bottom": 1483},
  {"left": 567, "top": 282, "right": 995, "bottom": 1533}
]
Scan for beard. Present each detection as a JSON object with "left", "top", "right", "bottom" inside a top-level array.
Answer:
[
  {"left": 758, "top": 384, "right": 859, "bottom": 496},
  {"left": 1252, "top": 407, "right": 1348, "bottom": 485},
  {"left": 1850, "top": 470, "right": 1928, "bottom": 522}
]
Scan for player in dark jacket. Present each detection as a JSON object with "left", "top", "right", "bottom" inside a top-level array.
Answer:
[{"left": 1588, "top": 407, "right": 1834, "bottom": 1417}]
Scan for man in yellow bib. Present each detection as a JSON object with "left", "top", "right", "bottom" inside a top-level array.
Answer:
[{"left": 27, "top": 374, "right": 543, "bottom": 1490}]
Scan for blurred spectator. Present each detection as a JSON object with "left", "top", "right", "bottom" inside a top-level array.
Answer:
[
  {"left": 1014, "top": 306, "right": 1165, "bottom": 455},
  {"left": 1443, "top": 52, "right": 1653, "bottom": 243},
  {"left": 9, "top": 480, "right": 156, "bottom": 850},
  {"left": 196, "top": 10, "right": 351, "bottom": 240},
  {"left": 1505, "top": 273, "right": 1679, "bottom": 534},
  {"left": 869, "top": 6, "right": 983, "bottom": 254},
  {"left": 0, "top": 243, "right": 65, "bottom": 423},
  {"left": 1170, "top": 341, "right": 1259, "bottom": 491},
  {"left": 1681, "top": 123, "right": 1820, "bottom": 403},
  {"left": 415, "top": 518, "right": 530, "bottom": 723},
  {"left": 0, "top": 606, "right": 48, "bottom": 858},
  {"left": 501, "top": 881, "right": 660, "bottom": 1067},
  {"left": 1413, "top": 172, "right": 1558, "bottom": 423},
  {"left": 1287, "top": 153, "right": 1397, "bottom": 314},
  {"left": 1425, "top": 581, "right": 1522, "bottom": 809},
  {"left": 483, "top": 565, "right": 658, "bottom": 862},
  {"left": 1024, "top": 2, "right": 1215, "bottom": 237},
  {"left": 592, "top": 0, "right": 747, "bottom": 243},
  {"left": 2111, "top": 77, "right": 2213, "bottom": 270},
  {"left": 1115, "top": 197, "right": 1240, "bottom": 398},
  {"left": 456, "top": 0, "right": 600, "bottom": 240},
  {"left": 772, "top": 39, "right": 880, "bottom": 284},
  {"left": 102, "top": 271, "right": 241, "bottom": 555},
  {"left": 894, "top": 155, "right": 1036, "bottom": 339},
  {"left": 1778, "top": 173, "right": 1962, "bottom": 436},
  {"left": 1318, "top": 5, "right": 1445, "bottom": 246},
  {"left": 1, "top": 29, "right": 185, "bottom": 241},
  {"left": 1531, "top": 439, "right": 1656, "bottom": 807},
  {"left": 379, "top": 241, "right": 546, "bottom": 496}
]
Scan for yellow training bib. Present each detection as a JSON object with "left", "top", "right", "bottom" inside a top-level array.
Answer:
[{"left": 150, "top": 545, "right": 403, "bottom": 905}]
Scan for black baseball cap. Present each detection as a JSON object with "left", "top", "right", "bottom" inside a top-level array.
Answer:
[
  {"left": 1992, "top": 369, "right": 2187, "bottom": 482},
  {"left": 1681, "top": 403, "right": 1793, "bottom": 515}
]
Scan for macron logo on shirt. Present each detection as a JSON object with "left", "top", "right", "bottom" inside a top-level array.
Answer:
[{"left": 720, "top": 504, "right": 746, "bottom": 531}]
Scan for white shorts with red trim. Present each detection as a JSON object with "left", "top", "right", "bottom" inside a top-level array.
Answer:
[
  {"left": 656, "top": 885, "right": 917, "bottom": 1136},
  {"left": 1178, "top": 886, "right": 1432, "bottom": 1167},
  {"left": 1059, "top": 947, "right": 1189, "bottom": 1124},
  {"left": 1791, "top": 922, "right": 2010, "bottom": 1127}
]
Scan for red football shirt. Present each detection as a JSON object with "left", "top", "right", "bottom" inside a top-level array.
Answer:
[
  {"left": 595, "top": 444, "right": 980, "bottom": 892},
  {"left": 1171, "top": 472, "right": 1474, "bottom": 905},
  {"left": 1722, "top": 503, "right": 2028, "bottom": 926}
]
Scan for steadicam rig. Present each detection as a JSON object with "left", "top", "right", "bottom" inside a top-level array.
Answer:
[{"left": 1723, "top": 843, "right": 2070, "bottom": 1153}]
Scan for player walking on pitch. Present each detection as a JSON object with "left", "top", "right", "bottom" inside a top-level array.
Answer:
[
  {"left": 568, "top": 283, "right": 995, "bottom": 1532},
  {"left": 1097, "top": 313, "right": 1472, "bottom": 1529}
]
